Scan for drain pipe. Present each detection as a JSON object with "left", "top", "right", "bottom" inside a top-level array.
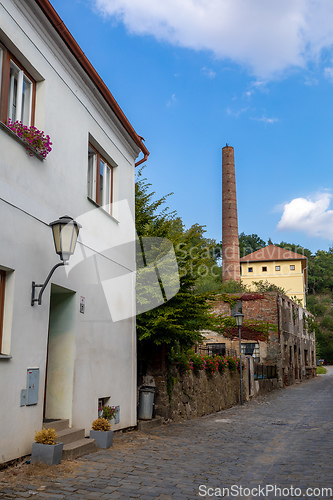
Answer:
[{"left": 135, "top": 153, "right": 149, "bottom": 168}]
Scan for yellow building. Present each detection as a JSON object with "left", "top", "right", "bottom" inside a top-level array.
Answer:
[{"left": 240, "top": 245, "right": 307, "bottom": 306}]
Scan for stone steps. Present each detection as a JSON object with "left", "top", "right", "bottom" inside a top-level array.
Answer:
[
  {"left": 43, "top": 419, "right": 69, "bottom": 432},
  {"left": 57, "top": 427, "right": 85, "bottom": 445},
  {"left": 62, "top": 438, "right": 97, "bottom": 460},
  {"left": 43, "top": 419, "right": 97, "bottom": 460}
]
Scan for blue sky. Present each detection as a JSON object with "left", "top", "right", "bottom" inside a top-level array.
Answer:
[{"left": 51, "top": 0, "right": 333, "bottom": 254}]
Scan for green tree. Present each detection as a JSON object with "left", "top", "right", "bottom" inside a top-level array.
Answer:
[
  {"left": 135, "top": 169, "right": 215, "bottom": 355},
  {"left": 308, "top": 248, "right": 333, "bottom": 294},
  {"left": 239, "top": 232, "right": 266, "bottom": 257}
]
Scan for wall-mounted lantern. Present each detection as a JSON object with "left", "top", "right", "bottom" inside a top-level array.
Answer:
[{"left": 31, "top": 216, "right": 81, "bottom": 306}]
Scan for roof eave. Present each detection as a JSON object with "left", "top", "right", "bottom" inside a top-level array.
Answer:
[{"left": 34, "top": 0, "right": 149, "bottom": 159}]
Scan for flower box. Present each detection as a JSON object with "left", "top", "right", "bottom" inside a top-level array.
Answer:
[
  {"left": 31, "top": 442, "right": 63, "bottom": 465},
  {"left": 1, "top": 119, "right": 52, "bottom": 159},
  {"left": 90, "top": 429, "right": 114, "bottom": 448}
]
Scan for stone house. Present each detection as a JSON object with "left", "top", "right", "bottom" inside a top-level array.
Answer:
[
  {"left": 0, "top": 0, "right": 148, "bottom": 464},
  {"left": 202, "top": 292, "right": 316, "bottom": 385}
]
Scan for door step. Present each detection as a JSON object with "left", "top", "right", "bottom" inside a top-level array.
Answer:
[
  {"left": 43, "top": 419, "right": 69, "bottom": 432},
  {"left": 43, "top": 420, "right": 97, "bottom": 459},
  {"left": 63, "top": 438, "right": 97, "bottom": 460}
]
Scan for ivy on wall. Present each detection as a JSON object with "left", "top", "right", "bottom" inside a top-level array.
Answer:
[{"left": 210, "top": 293, "right": 277, "bottom": 342}]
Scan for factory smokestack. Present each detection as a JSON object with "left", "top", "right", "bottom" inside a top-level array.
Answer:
[{"left": 222, "top": 145, "right": 240, "bottom": 282}]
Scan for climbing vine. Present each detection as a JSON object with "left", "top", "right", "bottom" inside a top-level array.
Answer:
[
  {"left": 209, "top": 293, "right": 276, "bottom": 342},
  {"left": 210, "top": 314, "right": 277, "bottom": 341}
]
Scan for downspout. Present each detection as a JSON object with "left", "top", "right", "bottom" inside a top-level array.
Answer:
[{"left": 135, "top": 153, "right": 149, "bottom": 168}]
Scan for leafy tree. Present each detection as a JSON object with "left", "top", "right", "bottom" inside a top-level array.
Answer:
[
  {"left": 251, "top": 280, "right": 286, "bottom": 295},
  {"left": 135, "top": 169, "right": 216, "bottom": 357},
  {"left": 239, "top": 232, "right": 266, "bottom": 257},
  {"left": 308, "top": 248, "right": 333, "bottom": 294}
]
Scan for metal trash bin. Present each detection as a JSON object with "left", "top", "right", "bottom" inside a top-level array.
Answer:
[{"left": 138, "top": 386, "right": 156, "bottom": 420}]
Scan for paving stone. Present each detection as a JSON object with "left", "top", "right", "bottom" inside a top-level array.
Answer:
[{"left": 2, "top": 370, "right": 333, "bottom": 499}]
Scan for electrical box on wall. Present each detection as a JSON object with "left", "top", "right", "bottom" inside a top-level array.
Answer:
[{"left": 26, "top": 368, "right": 39, "bottom": 405}]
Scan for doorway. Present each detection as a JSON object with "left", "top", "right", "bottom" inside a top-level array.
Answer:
[{"left": 44, "top": 284, "right": 76, "bottom": 425}]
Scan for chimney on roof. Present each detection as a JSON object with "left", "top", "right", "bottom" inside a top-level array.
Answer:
[{"left": 222, "top": 144, "right": 240, "bottom": 282}]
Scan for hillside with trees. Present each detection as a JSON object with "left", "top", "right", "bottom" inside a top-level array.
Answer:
[{"left": 135, "top": 169, "right": 333, "bottom": 365}]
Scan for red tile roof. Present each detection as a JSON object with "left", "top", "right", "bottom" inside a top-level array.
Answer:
[
  {"left": 34, "top": 0, "right": 149, "bottom": 165},
  {"left": 240, "top": 245, "right": 307, "bottom": 263}
]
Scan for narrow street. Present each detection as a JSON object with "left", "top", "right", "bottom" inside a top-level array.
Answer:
[{"left": 1, "top": 369, "right": 332, "bottom": 500}]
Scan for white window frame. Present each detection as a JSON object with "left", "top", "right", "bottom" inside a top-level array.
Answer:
[
  {"left": 88, "top": 143, "right": 113, "bottom": 215},
  {"left": 8, "top": 60, "right": 33, "bottom": 125}
]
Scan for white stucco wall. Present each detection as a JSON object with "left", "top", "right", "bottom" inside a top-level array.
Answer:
[{"left": 0, "top": 0, "right": 140, "bottom": 463}]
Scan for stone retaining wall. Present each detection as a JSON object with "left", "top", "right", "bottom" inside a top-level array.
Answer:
[
  {"left": 254, "top": 378, "right": 280, "bottom": 397},
  {"left": 153, "top": 366, "right": 250, "bottom": 421}
]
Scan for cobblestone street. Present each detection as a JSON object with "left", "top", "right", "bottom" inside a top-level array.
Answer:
[{"left": 1, "top": 369, "right": 332, "bottom": 500}]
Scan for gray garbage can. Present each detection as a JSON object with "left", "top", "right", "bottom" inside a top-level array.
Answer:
[{"left": 138, "top": 386, "right": 156, "bottom": 420}]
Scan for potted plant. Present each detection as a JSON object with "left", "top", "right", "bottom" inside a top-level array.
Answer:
[
  {"left": 89, "top": 418, "right": 114, "bottom": 448},
  {"left": 31, "top": 428, "right": 63, "bottom": 465},
  {"left": 99, "top": 404, "right": 117, "bottom": 422}
]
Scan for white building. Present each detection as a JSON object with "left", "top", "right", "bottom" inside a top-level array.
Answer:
[{"left": 0, "top": 0, "right": 149, "bottom": 464}]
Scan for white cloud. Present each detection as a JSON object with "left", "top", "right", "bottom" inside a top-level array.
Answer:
[
  {"left": 226, "top": 106, "right": 249, "bottom": 118},
  {"left": 324, "top": 66, "right": 333, "bottom": 81},
  {"left": 201, "top": 66, "right": 216, "bottom": 79},
  {"left": 277, "top": 192, "right": 333, "bottom": 239},
  {"left": 255, "top": 116, "right": 279, "bottom": 124},
  {"left": 166, "top": 93, "right": 177, "bottom": 107},
  {"left": 92, "top": 0, "right": 333, "bottom": 79}
]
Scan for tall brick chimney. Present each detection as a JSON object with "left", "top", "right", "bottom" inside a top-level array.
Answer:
[{"left": 222, "top": 144, "right": 240, "bottom": 282}]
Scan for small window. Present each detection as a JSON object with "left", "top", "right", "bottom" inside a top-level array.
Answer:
[
  {"left": 232, "top": 300, "right": 242, "bottom": 316},
  {"left": 88, "top": 143, "right": 113, "bottom": 214},
  {"left": 241, "top": 343, "right": 260, "bottom": 361},
  {"left": 290, "top": 265, "right": 295, "bottom": 271},
  {"left": 275, "top": 266, "right": 280, "bottom": 271},
  {"left": 207, "top": 343, "right": 226, "bottom": 356},
  {"left": 8, "top": 60, "right": 33, "bottom": 125},
  {"left": 0, "top": 44, "right": 36, "bottom": 126},
  {"left": 0, "top": 270, "right": 6, "bottom": 353},
  {"left": 248, "top": 267, "right": 253, "bottom": 273},
  {"left": 262, "top": 266, "right": 267, "bottom": 272}
]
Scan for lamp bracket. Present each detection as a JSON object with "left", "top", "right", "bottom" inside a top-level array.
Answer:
[{"left": 31, "top": 261, "right": 68, "bottom": 306}]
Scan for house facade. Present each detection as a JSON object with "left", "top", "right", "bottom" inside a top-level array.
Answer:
[
  {"left": 240, "top": 245, "right": 307, "bottom": 306},
  {"left": 0, "top": 0, "right": 148, "bottom": 464},
  {"left": 203, "top": 292, "right": 316, "bottom": 386}
]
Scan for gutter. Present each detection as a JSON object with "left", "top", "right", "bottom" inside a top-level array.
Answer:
[{"left": 34, "top": 0, "right": 149, "bottom": 164}]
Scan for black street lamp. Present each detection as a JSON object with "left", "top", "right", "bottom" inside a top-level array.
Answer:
[
  {"left": 234, "top": 312, "right": 244, "bottom": 405},
  {"left": 31, "top": 216, "right": 81, "bottom": 306}
]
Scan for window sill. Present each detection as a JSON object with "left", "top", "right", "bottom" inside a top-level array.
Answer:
[
  {"left": 0, "top": 122, "right": 45, "bottom": 161},
  {"left": 87, "top": 197, "right": 119, "bottom": 224},
  {"left": 0, "top": 354, "right": 12, "bottom": 360}
]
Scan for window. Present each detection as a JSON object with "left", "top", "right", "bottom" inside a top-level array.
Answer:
[
  {"left": 88, "top": 144, "right": 113, "bottom": 214},
  {"left": 262, "top": 266, "right": 267, "bottom": 272},
  {"left": 275, "top": 266, "right": 280, "bottom": 271},
  {"left": 0, "top": 270, "right": 6, "bottom": 353},
  {"left": 290, "top": 265, "right": 295, "bottom": 271},
  {"left": 0, "top": 43, "right": 36, "bottom": 126},
  {"left": 248, "top": 267, "right": 253, "bottom": 273},
  {"left": 8, "top": 60, "right": 33, "bottom": 125},
  {"left": 241, "top": 343, "right": 260, "bottom": 361},
  {"left": 232, "top": 300, "right": 242, "bottom": 316},
  {"left": 207, "top": 343, "right": 226, "bottom": 356}
]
